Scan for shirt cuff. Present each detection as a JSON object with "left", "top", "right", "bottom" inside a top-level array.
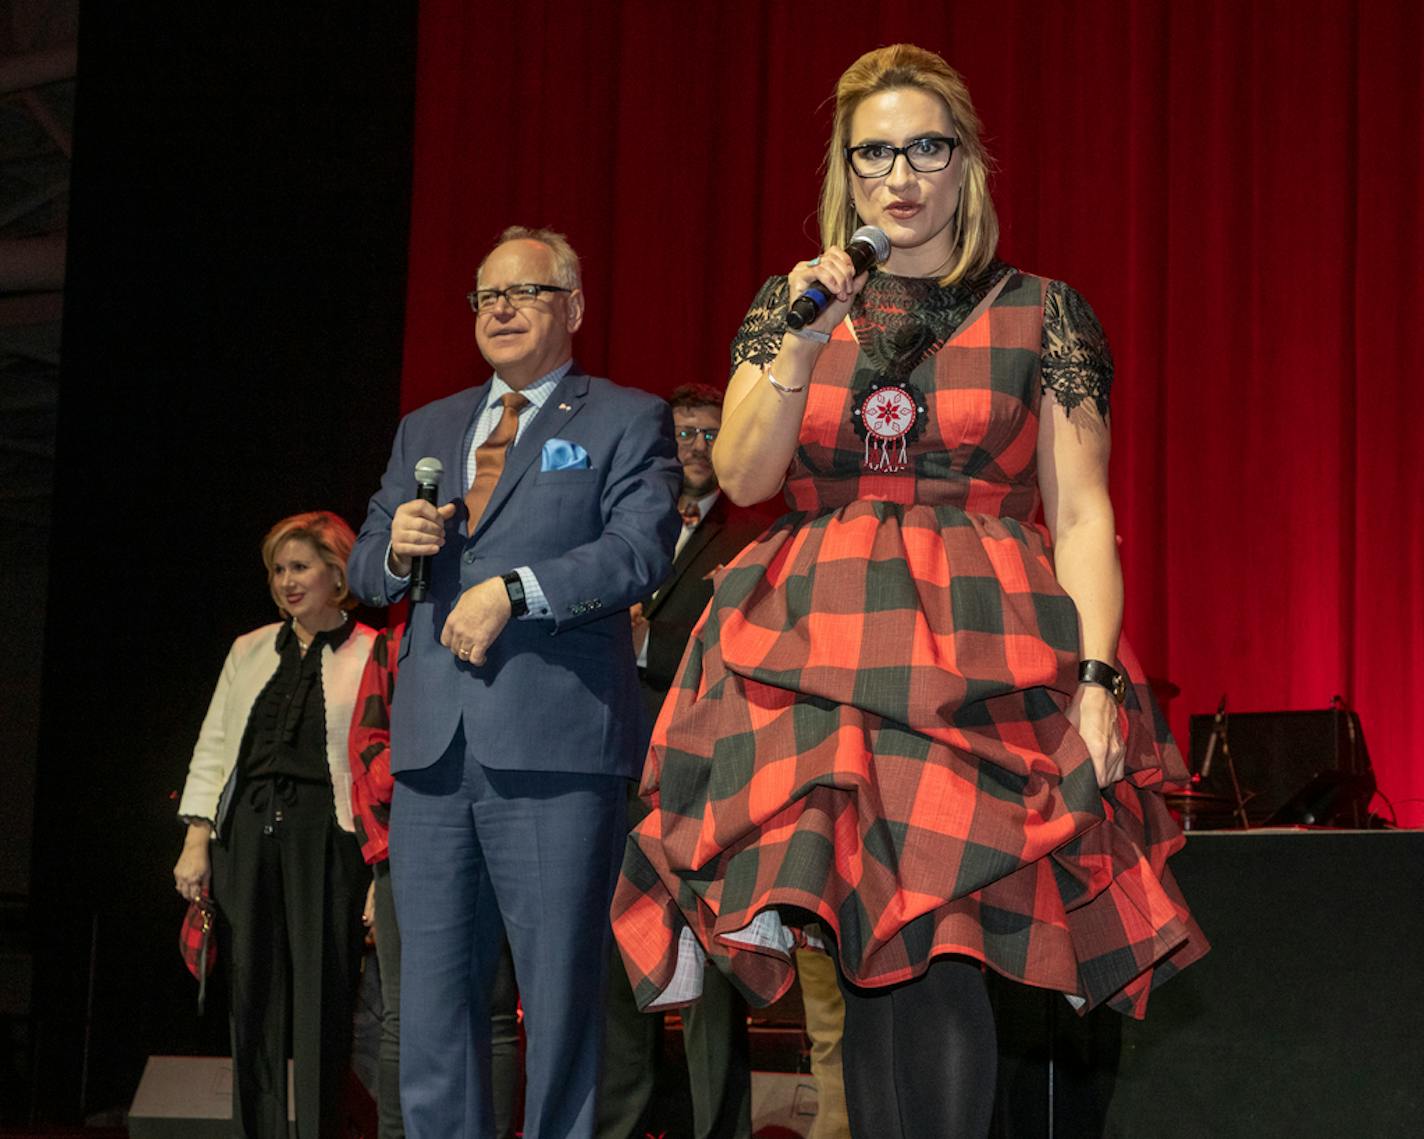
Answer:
[
  {"left": 514, "top": 566, "right": 550, "bottom": 619},
  {"left": 384, "top": 541, "right": 411, "bottom": 595}
]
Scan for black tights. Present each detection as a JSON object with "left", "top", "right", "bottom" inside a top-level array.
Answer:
[{"left": 837, "top": 955, "right": 997, "bottom": 1139}]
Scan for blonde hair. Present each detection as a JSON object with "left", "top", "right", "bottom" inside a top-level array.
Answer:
[
  {"left": 818, "top": 44, "right": 999, "bottom": 284},
  {"left": 261, "top": 511, "right": 358, "bottom": 616},
  {"left": 478, "top": 225, "right": 582, "bottom": 291}
]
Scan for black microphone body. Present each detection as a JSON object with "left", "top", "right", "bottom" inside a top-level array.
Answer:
[
  {"left": 785, "top": 225, "right": 891, "bottom": 330},
  {"left": 409, "top": 457, "right": 444, "bottom": 602}
]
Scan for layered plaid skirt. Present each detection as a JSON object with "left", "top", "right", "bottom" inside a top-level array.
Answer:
[{"left": 613, "top": 500, "right": 1207, "bottom": 1018}]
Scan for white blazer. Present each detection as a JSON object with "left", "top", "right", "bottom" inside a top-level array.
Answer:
[{"left": 177, "top": 620, "right": 376, "bottom": 838}]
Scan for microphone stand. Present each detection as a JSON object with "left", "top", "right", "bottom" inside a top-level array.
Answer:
[
  {"left": 1199, "top": 695, "right": 1251, "bottom": 830},
  {"left": 1332, "top": 693, "right": 1366, "bottom": 827}
]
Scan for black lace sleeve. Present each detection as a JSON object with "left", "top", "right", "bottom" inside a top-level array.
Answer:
[
  {"left": 729, "top": 275, "right": 790, "bottom": 375},
  {"left": 1041, "top": 280, "right": 1113, "bottom": 419}
]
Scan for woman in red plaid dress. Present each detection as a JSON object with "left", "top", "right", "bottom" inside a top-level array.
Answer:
[{"left": 613, "top": 44, "right": 1207, "bottom": 1136}]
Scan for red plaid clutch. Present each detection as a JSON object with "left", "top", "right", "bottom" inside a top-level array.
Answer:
[{"left": 179, "top": 890, "right": 217, "bottom": 1011}]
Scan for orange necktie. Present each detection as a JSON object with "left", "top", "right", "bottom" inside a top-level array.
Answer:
[{"left": 464, "top": 392, "right": 529, "bottom": 532}]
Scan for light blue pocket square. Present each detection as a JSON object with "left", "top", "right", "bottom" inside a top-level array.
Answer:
[{"left": 541, "top": 438, "right": 591, "bottom": 471}]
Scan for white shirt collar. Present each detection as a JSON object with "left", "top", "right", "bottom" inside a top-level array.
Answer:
[
  {"left": 489, "top": 359, "right": 572, "bottom": 410},
  {"left": 685, "top": 488, "right": 720, "bottom": 527}
]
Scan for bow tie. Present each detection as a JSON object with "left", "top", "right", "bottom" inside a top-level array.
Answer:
[{"left": 679, "top": 503, "right": 702, "bottom": 528}]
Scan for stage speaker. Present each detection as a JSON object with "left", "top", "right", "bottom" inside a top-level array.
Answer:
[
  {"left": 1188, "top": 708, "right": 1374, "bottom": 825},
  {"left": 128, "top": 1056, "right": 283, "bottom": 1138},
  {"left": 751, "top": 1071, "right": 820, "bottom": 1137},
  {"left": 1104, "top": 831, "right": 1424, "bottom": 1137},
  {"left": 128, "top": 1056, "right": 373, "bottom": 1138}
]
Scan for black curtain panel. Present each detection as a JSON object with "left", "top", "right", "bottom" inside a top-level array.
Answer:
[{"left": 28, "top": 4, "right": 416, "bottom": 1122}]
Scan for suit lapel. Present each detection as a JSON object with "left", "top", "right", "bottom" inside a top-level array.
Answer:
[
  {"left": 646, "top": 500, "right": 727, "bottom": 617},
  {"left": 450, "top": 382, "right": 491, "bottom": 532},
  {"left": 646, "top": 518, "right": 720, "bottom": 616},
  {"left": 471, "top": 368, "right": 589, "bottom": 541}
]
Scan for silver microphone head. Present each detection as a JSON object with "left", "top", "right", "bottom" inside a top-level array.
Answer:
[
  {"left": 850, "top": 225, "right": 891, "bottom": 264},
  {"left": 414, "top": 457, "right": 444, "bottom": 488}
]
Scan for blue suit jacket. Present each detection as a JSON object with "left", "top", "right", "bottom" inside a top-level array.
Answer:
[{"left": 348, "top": 365, "right": 681, "bottom": 780}]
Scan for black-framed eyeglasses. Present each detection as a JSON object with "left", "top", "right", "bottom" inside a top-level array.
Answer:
[
  {"left": 844, "top": 136, "right": 961, "bottom": 178},
  {"left": 467, "top": 283, "right": 572, "bottom": 313},
  {"left": 675, "top": 427, "right": 719, "bottom": 446}
]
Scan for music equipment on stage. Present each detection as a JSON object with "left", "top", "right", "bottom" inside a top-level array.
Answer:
[
  {"left": 992, "top": 831, "right": 1424, "bottom": 1137},
  {"left": 1107, "top": 830, "right": 1424, "bottom": 1135},
  {"left": 751, "top": 1072, "right": 819, "bottom": 1137},
  {"left": 128, "top": 1056, "right": 374, "bottom": 1138},
  {"left": 1187, "top": 703, "right": 1375, "bottom": 827},
  {"left": 1192, "top": 695, "right": 1254, "bottom": 828},
  {"left": 1164, "top": 788, "right": 1238, "bottom": 832},
  {"left": 129, "top": 1056, "right": 266, "bottom": 1138}
]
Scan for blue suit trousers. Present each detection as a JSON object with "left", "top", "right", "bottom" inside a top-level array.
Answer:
[{"left": 391, "top": 730, "right": 627, "bottom": 1139}]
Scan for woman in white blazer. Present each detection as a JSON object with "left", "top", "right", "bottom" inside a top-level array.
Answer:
[{"left": 174, "top": 511, "right": 376, "bottom": 1139}]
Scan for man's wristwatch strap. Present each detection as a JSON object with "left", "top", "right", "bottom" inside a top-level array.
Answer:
[
  {"left": 501, "top": 571, "right": 528, "bottom": 619},
  {"left": 1078, "top": 658, "right": 1127, "bottom": 704}
]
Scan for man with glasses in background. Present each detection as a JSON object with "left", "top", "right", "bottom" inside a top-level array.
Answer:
[
  {"left": 349, "top": 226, "right": 680, "bottom": 1139},
  {"left": 602, "top": 386, "right": 853, "bottom": 1139},
  {"left": 600, "top": 383, "right": 765, "bottom": 1139}
]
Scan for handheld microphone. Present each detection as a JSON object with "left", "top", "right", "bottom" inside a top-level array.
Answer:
[
  {"left": 409, "top": 457, "right": 443, "bottom": 603},
  {"left": 785, "top": 225, "right": 891, "bottom": 330}
]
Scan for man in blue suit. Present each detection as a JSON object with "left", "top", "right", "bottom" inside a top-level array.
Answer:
[{"left": 348, "top": 226, "right": 681, "bottom": 1139}]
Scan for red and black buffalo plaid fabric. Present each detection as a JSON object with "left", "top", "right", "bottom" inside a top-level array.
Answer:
[
  {"left": 180, "top": 888, "right": 217, "bottom": 1012},
  {"left": 613, "top": 269, "right": 1207, "bottom": 1019},
  {"left": 348, "top": 624, "right": 402, "bottom": 865}
]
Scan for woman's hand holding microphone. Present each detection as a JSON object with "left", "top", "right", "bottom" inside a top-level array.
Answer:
[{"left": 784, "top": 244, "right": 872, "bottom": 341}]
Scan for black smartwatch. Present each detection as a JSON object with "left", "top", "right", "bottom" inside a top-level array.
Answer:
[
  {"left": 501, "top": 571, "right": 528, "bottom": 619},
  {"left": 1078, "top": 659, "right": 1127, "bottom": 704}
]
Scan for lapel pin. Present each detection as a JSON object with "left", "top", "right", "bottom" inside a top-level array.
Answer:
[{"left": 558, "top": 402, "right": 572, "bottom": 411}]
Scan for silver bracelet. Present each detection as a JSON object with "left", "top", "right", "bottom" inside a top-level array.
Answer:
[
  {"left": 766, "top": 369, "right": 807, "bottom": 395},
  {"left": 786, "top": 325, "right": 830, "bottom": 344}
]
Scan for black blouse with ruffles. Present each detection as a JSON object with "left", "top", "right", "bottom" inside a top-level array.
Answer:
[{"left": 237, "top": 618, "right": 353, "bottom": 782}]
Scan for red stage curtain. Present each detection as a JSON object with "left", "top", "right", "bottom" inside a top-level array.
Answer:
[{"left": 400, "top": 0, "right": 1423, "bottom": 823}]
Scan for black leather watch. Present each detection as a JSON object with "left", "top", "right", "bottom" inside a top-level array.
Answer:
[
  {"left": 1078, "top": 659, "right": 1127, "bottom": 704},
  {"left": 501, "top": 571, "right": 528, "bottom": 619}
]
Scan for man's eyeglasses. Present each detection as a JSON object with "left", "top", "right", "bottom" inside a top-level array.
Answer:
[
  {"left": 467, "top": 283, "right": 572, "bottom": 313},
  {"left": 844, "top": 136, "right": 961, "bottom": 179},
  {"left": 675, "top": 427, "right": 719, "bottom": 446}
]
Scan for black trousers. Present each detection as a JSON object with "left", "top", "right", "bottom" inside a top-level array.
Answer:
[
  {"left": 212, "top": 776, "right": 369, "bottom": 1139},
  {"left": 599, "top": 714, "right": 753, "bottom": 1139},
  {"left": 371, "top": 862, "right": 405, "bottom": 1139},
  {"left": 597, "top": 936, "right": 752, "bottom": 1139}
]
